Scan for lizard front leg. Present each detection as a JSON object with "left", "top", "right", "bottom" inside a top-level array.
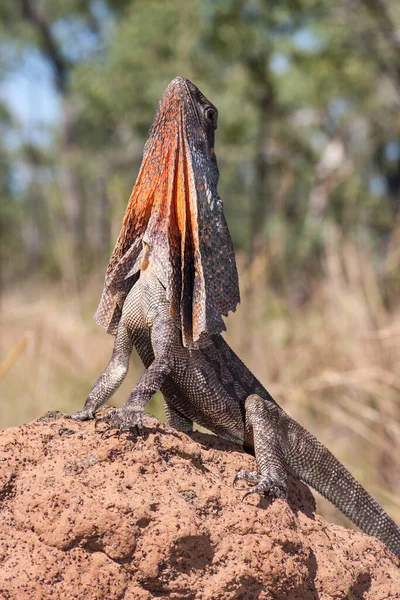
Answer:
[
  {"left": 98, "top": 356, "right": 171, "bottom": 431},
  {"left": 70, "top": 323, "right": 133, "bottom": 421},
  {"left": 98, "top": 313, "right": 182, "bottom": 431},
  {"left": 133, "top": 327, "right": 194, "bottom": 433},
  {"left": 235, "top": 394, "right": 288, "bottom": 500}
]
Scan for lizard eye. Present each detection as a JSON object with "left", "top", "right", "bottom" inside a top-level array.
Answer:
[{"left": 205, "top": 107, "right": 216, "bottom": 124}]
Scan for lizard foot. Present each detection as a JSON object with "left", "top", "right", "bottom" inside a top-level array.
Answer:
[
  {"left": 234, "top": 470, "right": 287, "bottom": 501},
  {"left": 95, "top": 407, "right": 144, "bottom": 434},
  {"left": 69, "top": 407, "right": 95, "bottom": 421}
]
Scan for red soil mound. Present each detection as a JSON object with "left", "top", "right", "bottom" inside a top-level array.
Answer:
[{"left": 0, "top": 413, "right": 398, "bottom": 599}]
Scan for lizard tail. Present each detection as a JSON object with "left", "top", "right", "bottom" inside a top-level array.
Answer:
[{"left": 283, "top": 415, "right": 400, "bottom": 556}]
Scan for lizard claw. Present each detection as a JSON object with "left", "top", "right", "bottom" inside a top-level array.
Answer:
[
  {"left": 234, "top": 470, "right": 287, "bottom": 501},
  {"left": 233, "top": 470, "right": 261, "bottom": 488},
  {"left": 95, "top": 407, "right": 144, "bottom": 434},
  {"left": 69, "top": 407, "right": 95, "bottom": 422},
  {"left": 241, "top": 483, "right": 274, "bottom": 502}
]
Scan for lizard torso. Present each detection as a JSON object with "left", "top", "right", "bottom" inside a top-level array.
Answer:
[{"left": 121, "top": 264, "right": 246, "bottom": 443}]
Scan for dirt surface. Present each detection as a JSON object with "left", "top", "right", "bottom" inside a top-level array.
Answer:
[{"left": 0, "top": 412, "right": 399, "bottom": 600}]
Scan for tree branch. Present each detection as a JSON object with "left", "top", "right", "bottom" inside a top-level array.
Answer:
[{"left": 19, "top": 0, "right": 67, "bottom": 92}]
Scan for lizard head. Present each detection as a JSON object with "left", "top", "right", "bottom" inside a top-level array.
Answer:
[
  {"left": 177, "top": 77, "right": 219, "bottom": 163},
  {"left": 96, "top": 77, "right": 240, "bottom": 347}
]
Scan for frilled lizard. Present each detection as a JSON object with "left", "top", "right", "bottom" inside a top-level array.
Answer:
[{"left": 70, "top": 77, "right": 400, "bottom": 556}]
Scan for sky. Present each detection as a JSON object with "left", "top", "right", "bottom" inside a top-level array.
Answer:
[{"left": 0, "top": 50, "right": 60, "bottom": 148}]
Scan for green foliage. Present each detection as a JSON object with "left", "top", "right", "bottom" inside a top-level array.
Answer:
[{"left": 0, "top": 0, "right": 400, "bottom": 298}]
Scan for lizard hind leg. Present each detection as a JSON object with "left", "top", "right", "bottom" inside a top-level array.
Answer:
[
  {"left": 164, "top": 400, "right": 193, "bottom": 433},
  {"left": 235, "top": 394, "right": 288, "bottom": 500}
]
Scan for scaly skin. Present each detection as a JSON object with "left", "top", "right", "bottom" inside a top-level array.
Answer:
[{"left": 70, "top": 78, "right": 400, "bottom": 556}]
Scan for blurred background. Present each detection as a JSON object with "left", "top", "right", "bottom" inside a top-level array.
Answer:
[{"left": 1, "top": 0, "right": 399, "bottom": 528}]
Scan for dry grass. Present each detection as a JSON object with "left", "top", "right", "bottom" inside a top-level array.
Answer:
[{"left": 1, "top": 238, "right": 399, "bottom": 529}]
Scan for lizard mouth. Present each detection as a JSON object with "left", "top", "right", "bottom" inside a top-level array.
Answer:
[{"left": 179, "top": 77, "right": 202, "bottom": 129}]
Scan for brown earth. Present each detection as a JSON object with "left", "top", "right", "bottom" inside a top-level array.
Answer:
[{"left": 0, "top": 412, "right": 399, "bottom": 600}]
